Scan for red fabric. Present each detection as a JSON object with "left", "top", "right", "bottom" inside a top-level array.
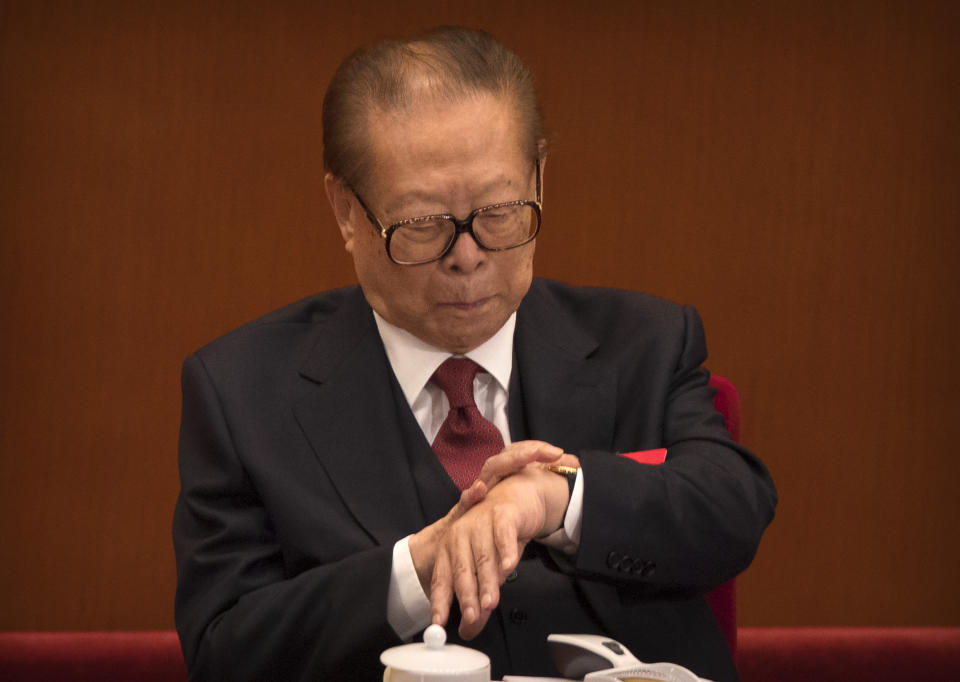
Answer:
[
  {"left": 706, "top": 373, "right": 741, "bottom": 656},
  {"left": 738, "top": 627, "right": 960, "bottom": 682},
  {"left": 431, "top": 358, "right": 504, "bottom": 490},
  {"left": 709, "top": 373, "right": 741, "bottom": 442},
  {"left": 621, "top": 448, "right": 668, "bottom": 465},
  {"left": 0, "top": 631, "right": 187, "bottom": 682},
  {"left": 616, "top": 375, "right": 741, "bottom": 656}
]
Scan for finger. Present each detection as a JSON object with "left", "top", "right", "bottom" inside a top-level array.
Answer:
[
  {"left": 459, "top": 520, "right": 501, "bottom": 642},
  {"left": 456, "top": 514, "right": 522, "bottom": 642},
  {"left": 478, "top": 441, "right": 564, "bottom": 488},
  {"left": 458, "top": 479, "right": 488, "bottom": 512},
  {"left": 430, "top": 546, "right": 454, "bottom": 627},
  {"left": 477, "top": 442, "right": 546, "bottom": 483},
  {"left": 493, "top": 506, "right": 522, "bottom": 573},
  {"left": 449, "top": 530, "right": 482, "bottom": 631},
  {"left": 509, "top": 440, "right": 564, "bottom": 464},
  {"left": 471, "top": 519, "right": 502, "bottom": 616},
  {"left": 526, "top": 441, "right": 566, "bottom": 463},
  {"left": 459, "top": 603, "right": 495, "bottom": 641}
]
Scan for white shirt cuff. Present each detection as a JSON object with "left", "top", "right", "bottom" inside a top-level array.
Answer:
[
  {"left": 387, "top": 535, "right": 432, "bottom": 640},
  {"left": 537, "top": 467, "right": 583, "bottom": 554}
]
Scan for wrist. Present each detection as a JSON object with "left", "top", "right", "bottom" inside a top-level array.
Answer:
[
  {"left": 537, "top": 464, "right": 577, "bottom": 537},
  {"left": 408, "top": 524, "right": 438, "bottom": 592}
]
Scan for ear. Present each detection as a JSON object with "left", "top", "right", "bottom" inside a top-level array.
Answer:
[{"left": 324, "top": 172, "right": 358, "bottom": 253}]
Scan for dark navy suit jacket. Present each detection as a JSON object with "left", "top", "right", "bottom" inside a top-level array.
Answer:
[{"left": 173, "top": 279, "right": 776, "bottom": 681}]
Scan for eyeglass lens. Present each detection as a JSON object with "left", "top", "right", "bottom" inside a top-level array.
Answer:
[{"left": 389, "top": 203, "right": 539, "bottom": 264}]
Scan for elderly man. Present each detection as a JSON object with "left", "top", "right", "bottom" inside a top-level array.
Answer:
[{"left": 173, "top": 27, "right": 776, "bottom": 682}]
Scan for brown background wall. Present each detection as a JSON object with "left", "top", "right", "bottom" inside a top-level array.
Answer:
[{"left": 1, "top": 0, "right": 958, "bottom": 631}]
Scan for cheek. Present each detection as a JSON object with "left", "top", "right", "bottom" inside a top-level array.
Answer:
[
  {"left": 350, "top": 234, "right": 399, "bottom": 305},
  {"left": 378, "top": 263, "right": 437, "bottom": 316},
  {"left": 504, "top": 245, "right": 535, "bottom": 294},
  {"left": 355, "top": 231, "right": 396, "bottom": 282}
]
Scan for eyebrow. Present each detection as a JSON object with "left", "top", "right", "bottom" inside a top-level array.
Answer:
[{"left": 383, "top": 177, "right": 519, "bottom": 218}]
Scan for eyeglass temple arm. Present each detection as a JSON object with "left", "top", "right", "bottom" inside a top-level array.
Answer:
[
  {"left": 536, "top": 158, "right": 542, "bottom": 204},
  {"left": 350, "top": 188, "right": 388, "bottom": 238}
]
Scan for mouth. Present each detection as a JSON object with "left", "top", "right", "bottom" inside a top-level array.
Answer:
[{"left": 439, "top": 296, "right": 491, "bottom": 311}]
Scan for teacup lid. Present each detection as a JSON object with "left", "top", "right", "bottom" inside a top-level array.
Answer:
[{"left": 381, "top": 624, "right": 490, "bottom": 674}]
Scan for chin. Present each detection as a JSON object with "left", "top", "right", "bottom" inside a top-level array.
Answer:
[{"left": 437, "top": 322, "right": 499, "bottom": 354}]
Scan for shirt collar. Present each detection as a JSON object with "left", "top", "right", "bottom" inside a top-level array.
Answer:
[{"left": 373, "top": 310, "right": 516, "bottom": 406}]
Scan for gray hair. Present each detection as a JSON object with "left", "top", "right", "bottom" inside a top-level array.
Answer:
[{"left": 322, "top": 26, "right": 546, "bottom": 192}]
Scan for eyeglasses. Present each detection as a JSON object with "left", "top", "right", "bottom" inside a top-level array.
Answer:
[{"left": 350, "top": 160, "right": 542, "bottom": 265}]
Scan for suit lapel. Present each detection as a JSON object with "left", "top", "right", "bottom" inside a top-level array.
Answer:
[
  {"left": 514, "top": 282, "right": 626, "bottom": 638},
  {"left": 513, "top": 282, "right": 616, "bottom": 453},
  {"left": 293, "top": 289, "right": 425, "bottom": 546}
]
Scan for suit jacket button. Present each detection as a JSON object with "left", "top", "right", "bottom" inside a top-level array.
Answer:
[
  {"left": 640, "top": 561, "right": 656, "bottom": 578},
  {"left": 619, "top": 556, "right": 635, "bottom": 573},
  {"left": 506, "top": 570, "right": 519, "bottom": 582},
  {"left": 509, "top": 608, "right": 528, "bottom": 625},
  {"left": 606, "top": 551, "right": 622, "bottom": 569}
]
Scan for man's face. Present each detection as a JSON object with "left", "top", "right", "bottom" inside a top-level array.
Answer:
[{"left": 331, "top": 94, "right": 537, "bottom": 354}]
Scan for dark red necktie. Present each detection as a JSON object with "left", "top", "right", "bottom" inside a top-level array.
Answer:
[{"left": 430, "top": 358, "right": 505, "bottom": 490}]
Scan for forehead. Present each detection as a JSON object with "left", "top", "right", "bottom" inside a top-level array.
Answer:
[{"left": 362, "top": 94, "right": 530, "bottom": 210}]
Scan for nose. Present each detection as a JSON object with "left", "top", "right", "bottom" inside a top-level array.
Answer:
[{"left": 442, "top": 230, "right": 487, "bottom": 273}]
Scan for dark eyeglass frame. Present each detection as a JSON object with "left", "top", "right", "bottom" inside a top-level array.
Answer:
[{"left": 350, "top": 159, "right": 542, "bottom": 265}]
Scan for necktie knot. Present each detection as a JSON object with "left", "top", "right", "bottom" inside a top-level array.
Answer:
[{"left": 432, "top": 357, "right": 481, "bottom": 409}]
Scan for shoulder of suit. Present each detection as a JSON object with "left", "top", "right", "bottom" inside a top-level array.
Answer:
[
  {"left": 191, "top": 285, "right": 366, "bottom": 360},
  {"left": 527, "top": 277, "right": 689, "bottom": 321},
  {"left": 520, "top": 278, "right": 700, "bottom": 357}
]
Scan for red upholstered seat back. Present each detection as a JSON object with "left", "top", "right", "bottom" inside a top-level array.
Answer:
[
  {"left": 738, "top": 627, "right": 960, "bottom": 682},
  {"left": 0, "top": 630, "right": 187, "bottom": 682},
  {"left": 705, "top": 373, "right": 741, "bottom": 657}
]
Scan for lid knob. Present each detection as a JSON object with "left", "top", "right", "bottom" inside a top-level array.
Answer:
[{"left": 423, "top": 624, "right": 446, "bottom": 650}]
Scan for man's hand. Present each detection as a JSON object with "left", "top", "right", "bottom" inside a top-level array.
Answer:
[
  {"left": 474, "top": 440, "right": 578, "bottom": 489},
  {"left": 407, "top": 476, "right": 495, "bottom": 593},
  {"left": 409, "top": 440, "right": 579, "bottom": 640}
]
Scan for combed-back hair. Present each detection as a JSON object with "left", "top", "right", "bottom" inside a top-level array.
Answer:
[{"left": 322, "top": 26, "right": 546, "bottom": 192}]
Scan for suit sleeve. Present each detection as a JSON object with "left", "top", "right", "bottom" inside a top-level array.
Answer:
[
  {"left": 172, "top": 353, "right": 402, "bottom": 681},
  {"left": 572, "top": 306, "right": 777, "bottom": 593}
]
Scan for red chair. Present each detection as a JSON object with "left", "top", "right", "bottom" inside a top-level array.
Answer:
[
  {"left": 0, "top": 630, "right": 187, "bottom": 682},
  {"left": 618, "top": 374, "right": 741, "bottom": 656},
  {"left": 738, "top": 626, "right": 960, "bottom": 682},
  {"left": 705, "top": 373, "right": 741, "bottom": 658}
]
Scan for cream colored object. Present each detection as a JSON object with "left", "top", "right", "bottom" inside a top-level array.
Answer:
[
  {"left": 584, "top": 662, "right": 710, "bottom": 682},
  {"left": 381, "top": 624, "right": 491, "bottom": 682}
]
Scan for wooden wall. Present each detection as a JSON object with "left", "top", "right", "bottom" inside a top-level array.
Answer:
[{"left": 1, "top": 0, "right": 957, "bottom": 630}]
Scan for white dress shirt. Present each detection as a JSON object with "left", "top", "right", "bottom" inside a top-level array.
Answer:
[{"left": 372, "top": 311, "right": 583, "bottom": 640}]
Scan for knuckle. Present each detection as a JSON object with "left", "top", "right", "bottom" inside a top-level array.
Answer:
[
  {"left": 452, "top": 556, "right": 473, "bottom": 577},
  {"left": 473, "top": 548, "right": 494, "bottom": 568}
]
